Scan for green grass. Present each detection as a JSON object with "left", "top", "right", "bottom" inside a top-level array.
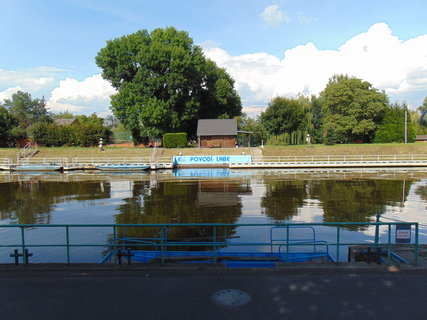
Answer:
[{"left": 261, "top": 143, "right": 427, "bottom": 156}]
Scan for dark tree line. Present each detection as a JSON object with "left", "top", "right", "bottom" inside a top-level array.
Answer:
[{"left": 0, "top": 91, "right": 111, "bottom": 147}]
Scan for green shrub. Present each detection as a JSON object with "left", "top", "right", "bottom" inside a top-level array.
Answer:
[
  {"left": 163, "top": 133, "right": 187, "bottom": 148},
  {"left": 29, "top": 121, "right": 110, "bottom": 147}
]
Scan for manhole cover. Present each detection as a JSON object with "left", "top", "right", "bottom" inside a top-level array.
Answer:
[{"left": 212, "top": 289, "right": 251, "bottom": 307}]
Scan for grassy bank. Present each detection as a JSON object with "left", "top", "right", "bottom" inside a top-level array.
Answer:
[
  {"left": 261, "top": 143, "right": 427, "bottom": 156},
  {"left": 0, "top": 143, "right": 426, "bottom": 161}
]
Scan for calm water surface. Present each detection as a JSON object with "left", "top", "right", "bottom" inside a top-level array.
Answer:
[{"left": 0, "top": 168, "right": 426, "bottom": 262}]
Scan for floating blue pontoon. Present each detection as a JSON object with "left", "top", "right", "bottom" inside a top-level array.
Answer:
[
  {"left": 100, "top": 225, "right": 335, "bottom": 267},
  {"left": 10, "top": 164, "right": 62, "bottom": 172}
]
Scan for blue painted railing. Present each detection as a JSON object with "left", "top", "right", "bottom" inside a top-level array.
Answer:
[{"left": 0, "top": 222, "right": 419, "bottom": 266}]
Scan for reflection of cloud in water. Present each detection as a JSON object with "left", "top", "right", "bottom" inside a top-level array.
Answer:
[
  {"left": 110, "top": 181, "right": 133, "bottom": 199},
  {"left": 240, "top": 181, "right": 265, "bottom": 218},
  {"left": 292, "top": 199, "right": 324, "bottom": 223}
]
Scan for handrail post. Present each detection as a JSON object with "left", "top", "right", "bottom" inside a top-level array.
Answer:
[
  {"left": 336, "top": 226, "right": 340, "bottom": 265},
  {"left": 113, "top": 225, "right": 117, "bottom": 263},
  {"left": 213, "top": 225, "right": 217, "bottom": 265},
  {"left": 66, "top": 226, "right": 70, "bottom": 265},
  {"left": 21, "top": 227, "right": 27, "bottom": 265},
  {"left": 286, "top": 225, "right": 290, "bottom": 262},
  {"left": 160, "top": 226, "right": 167, "bottom": 264},
  {"left": 415, "top": 223, "right": 419, "bottom": 266},
  {"left": 387, "top": 224, "right": 391, "bottom": 266}
]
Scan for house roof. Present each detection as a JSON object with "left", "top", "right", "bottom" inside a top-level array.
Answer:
[
  {"left": 54, "top": 118, "right": 76, "bottom": 126},
  {"left": 197, "top": 119, "right": 237, "bottom": 136}
]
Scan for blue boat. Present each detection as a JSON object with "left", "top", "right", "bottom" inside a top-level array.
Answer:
[
  {"left": 10, "top": 164, "right": 62, "bottom": 172},
  {"left": 95, "top": 164, "right": 150, "bottom": 172}
]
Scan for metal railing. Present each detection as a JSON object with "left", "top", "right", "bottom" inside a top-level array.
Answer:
[
  {"left": 17, "top": 158, "right": 68, "bottom": 165},
  {"left": 72, "top": 157, "right": 152, "bottom": 165},
  {"left": 0, "top": 158, "right": 12, "bottom": 165},
  {"left": 252, "top": 154, "right": 427, "bottom": 163},
  {"left": 0, "top": 222, "right": 419, "bottom": 266},
  {"left": 17, "top": 142, "right": 38, "bottom": 160}
]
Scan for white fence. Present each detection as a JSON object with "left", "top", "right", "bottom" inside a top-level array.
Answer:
[
  {"left": 252, "top": 154, "right": 427, "bottom": 163},
  {"left": 0, "top": 158, "right": 12, "bottom": 165},
  {"left": 17, "top": 158, "right": 68, "bottom": 165}
]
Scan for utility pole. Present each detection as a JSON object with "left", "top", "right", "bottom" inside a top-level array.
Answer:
[{"left": 404, "top": 110, "right": 408, "bottom": 144}]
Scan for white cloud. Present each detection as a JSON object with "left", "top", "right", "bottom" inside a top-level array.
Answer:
[
  {"left": 0, "top": 86, "right": 23, "bottom": 101},
  {"left": 0, "top": 67, "right": 60, "bottom": 94},
  {"left": 203, "top": 23, "right": 427, "bottom": 108},
  {"left": 261, "top": 5, "right": 289, "bottom": 26},
  {"left": 47, "top": 74, "right": 116, "bottom": 114},
  {"left": 242, "top": 105, "right": 266, "bottom": 118}
]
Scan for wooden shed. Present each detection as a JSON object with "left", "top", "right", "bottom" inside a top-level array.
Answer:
[{"left": 197, "top": 119, "right": 237, "bottom": 148}]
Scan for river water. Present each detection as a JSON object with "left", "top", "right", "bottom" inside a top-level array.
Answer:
[{"left": 0, "top": 168, "right": 426, "bottom": 263}]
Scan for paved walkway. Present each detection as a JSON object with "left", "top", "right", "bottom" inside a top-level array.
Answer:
[{"left": 1, "top": 265, "right": 427, "bottom": 320}]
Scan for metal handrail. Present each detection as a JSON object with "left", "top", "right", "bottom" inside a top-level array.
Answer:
[
  {"left": 0, "top": 222, "right": 419, "bottom": 266},
  {"left": 17, "top": 158, "right": 68, "bottom": 165},
  {"left": 71, "top": 157, "right": 173, "bottom": 165},
  {"left": 72, "top": 157, "right": 152, "bottom": 165},
  {"left": 253, "top": 154, "right": 427, "bottom": 163},
  {"left": 0, "top": 158, "right": 12, "bottom": 165}
]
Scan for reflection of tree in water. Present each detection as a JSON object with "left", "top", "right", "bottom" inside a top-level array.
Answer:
[
  {"left": 314, "top": 179, "right": 413, "bottom": 230},
  {"left": 0, "top": 181, "right": 110, "bottom": 224},
  {"left": 260, "top": 178, "right": 413, "bottom": 231},
  {"left": 114, "top": 180, "right": 244, "bottom": 247},
  {"left": 261, "top": 180, "right": 307, "bottom": 221},
  {"left": 415, "top": 184, "right": 427, "bottom": 204}
]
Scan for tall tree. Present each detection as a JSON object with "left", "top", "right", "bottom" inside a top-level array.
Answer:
[
  {"left": 96, "top": 27, "right": 241, "bottom": 142},
  {"left": 320, "top": 75, "right": 388, "bottom": 143},
  {"left": 259, "top": 96, "right": 310, "bottom": 145},
  {"left": 260, "top": 97, "right": 306, "bottom": 136},
  {"left": 0, "top": 107, "right": 15, "bottom": 146},
  {"left": 1, "top": 91, "right": 51, "bottom": 130}
]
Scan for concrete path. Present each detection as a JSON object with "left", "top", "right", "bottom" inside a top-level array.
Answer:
[{"left": 1, "top": 266, "right": 427, "bottom": 320}]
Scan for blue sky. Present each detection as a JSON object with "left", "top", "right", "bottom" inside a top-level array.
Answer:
[{"left": 1, "top": 0, "right": 426, "bottom": 116}]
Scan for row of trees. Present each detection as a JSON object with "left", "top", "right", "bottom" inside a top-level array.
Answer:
[
  {"left": 0, "top": 91, "right": 110, "bottom": 147},
  {"left": 95, "top": 27, "right": 426, "bottom": 146},
  {"left": 238, "top": 75, "right": 424, "bottom": 145}
]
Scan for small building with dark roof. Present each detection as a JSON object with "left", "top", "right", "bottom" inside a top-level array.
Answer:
[
  {"left": 415, "top": 135, "right": 427, "bottom": 142},
  {"left": 54, "top": 118, "right": 77, "bottom": 126},
  {"left": 197, "top": 119, "right": 238, "bottom": 148}
]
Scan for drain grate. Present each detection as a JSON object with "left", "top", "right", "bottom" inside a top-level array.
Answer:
[{"left": 212, "top": 289, "right": 251, "bottom": 307}]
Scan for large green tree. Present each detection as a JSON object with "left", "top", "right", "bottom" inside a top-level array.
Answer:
[
  {"left": 0, "top": 107, "right": 15, "bottom": 146},
  {"left": 96, "top": 27, "right": 241, "bottom": 142},
  {"left": 320, "top": 75, "right": 388, "bottom": 143},
  {"left": 259, "top": 96, "right": 311, "bottom": 145},
  {"left": 1, "top": 91, "right": 51, "bottom": 130}
]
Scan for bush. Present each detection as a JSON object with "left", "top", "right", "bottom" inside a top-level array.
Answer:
[
  {"left": 28, "top": 121, "right": 110, "bottom": 147},
  {"left": 163, "top": 133, "right": 187, "bottom": 148}
]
